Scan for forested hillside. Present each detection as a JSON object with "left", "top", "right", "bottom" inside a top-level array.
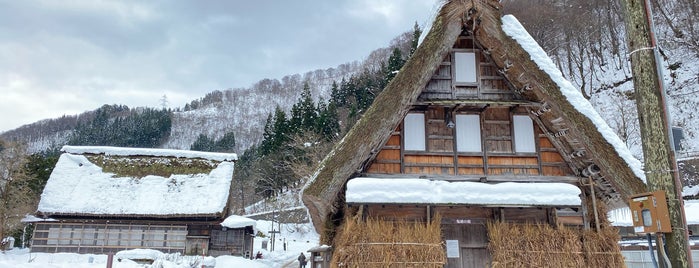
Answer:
[{"left": 503, "top": 0, "right": 699, "bottom": 158}]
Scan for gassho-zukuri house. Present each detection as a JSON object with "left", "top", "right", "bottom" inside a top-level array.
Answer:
[
  {"left": 302, "top": 1, "right": 647, "bottom": 267},
  {"left": 30, "top": 146, "right": 256, "bottom": 257}
]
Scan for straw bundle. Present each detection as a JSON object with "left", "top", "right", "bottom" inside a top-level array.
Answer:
[
  {"left": 581, "top": 228, "right": 625, "bottom": 267},
  {"left": 331, "top": 214, "right": 446, "bottom": 268},
  {"left": 488, "top": 221, "right": 625, "bottom": 268}
]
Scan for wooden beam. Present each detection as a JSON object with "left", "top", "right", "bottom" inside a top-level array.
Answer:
[
  {"left": 414, "top": 100, "right": 542, "bottom": 107},
  {"left": 359, "top": 173, "right": 580, "bottom": 183}
]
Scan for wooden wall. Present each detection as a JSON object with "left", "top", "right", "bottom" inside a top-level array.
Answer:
[
  {"left": 370, "top": 32, "right": 575, "bottom": 179},
  {"left": 366, "top": 106, "right": 573, "bottom": 178},
  {"left": 421, "top": 35, "right": 513, "bottom": 101},
  {"left": 357, "top": 204, "right": 581, "bottom": 226}
]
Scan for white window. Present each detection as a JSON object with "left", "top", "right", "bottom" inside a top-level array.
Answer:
[
  {"left": 404, "top": 113, "right": 426, "bottom": 151},
  {"left": 513, "top": 115, "right": 536, "bottom": 153},
  {"left": 454, "top": 52, "right": 478, "bottom": 84},
  {"left": 456, "top": 114, "right": 482, "bottom": 152}
]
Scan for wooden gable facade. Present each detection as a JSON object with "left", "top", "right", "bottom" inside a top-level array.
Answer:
[{"left": 302, "top": 1, "right": 647, "bottom": 267}]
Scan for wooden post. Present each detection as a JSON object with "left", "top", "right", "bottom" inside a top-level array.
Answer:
[
  {"left": 588, "top": 177, "right": 600, "bottom": 233},
  {"left": 106, "top": 253, "right": 113, "bottom": 268},
  {"left": 619, "top": 0, "right": 692, "bottom": 267}
]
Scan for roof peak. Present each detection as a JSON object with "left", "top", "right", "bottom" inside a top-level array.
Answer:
[{"left": 61, "top": 145, "right": 237, "bottom": 162}]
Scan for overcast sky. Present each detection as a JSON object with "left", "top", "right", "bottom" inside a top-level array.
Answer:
[{"left": 0, "top": 0, "right": 438, "bottom": 132}]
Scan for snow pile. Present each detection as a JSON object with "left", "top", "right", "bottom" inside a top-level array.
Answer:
[
  {"left": 62, "top": 145, "right": 237, "bottom": 161},
  {"left": 115, "top": 249, "right": 163, "bottom": 261},
  {"left": 501, "top": 15, "right": 646, "bottom": 181},
  {"left": 38, "top": 153, "right": 234, "bottom": 216},
  {"left": 221, "top": 215, "right": 257, "bottom": 233},
  {"left": 346, "top": 178, "right": 582, "bottom": 206},
  {"left": 683, "top": 185, "right": 699, "bottom": 197}
]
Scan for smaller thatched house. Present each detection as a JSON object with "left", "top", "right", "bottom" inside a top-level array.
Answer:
[{"left": 31, "top": 146, "right": 254, "bottom": 257}]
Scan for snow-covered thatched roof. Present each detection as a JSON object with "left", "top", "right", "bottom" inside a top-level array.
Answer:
[{"left": 37, "top": 146, "right": 236, "bottom": 218}]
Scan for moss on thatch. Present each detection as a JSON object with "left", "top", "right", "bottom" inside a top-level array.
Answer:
[
  {"left": 487, "top": 222, "right": 624, "bottom": 268},
  {"left": 86, "top": 155, "right": 217, "bottom": 178},
  {"left": 331, "top": 213, "right": 446, "bottom": 268}
]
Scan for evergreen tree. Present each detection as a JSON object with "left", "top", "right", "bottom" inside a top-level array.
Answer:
[
  {"left": 68, "top": 105, "right": 171, "bottom": 148},
  {"left": 215, "top": 131, "right": 237, "bottom": 153},
  {"left": 316, "top": 98, "right": 340, "bottom": 141},
  {"left": 410, "top": 21, "right": 422, "bottom": 57},
  {"left": 329, "top": 81, "right": 342, "bottom": 107},
  {"left": 260, "top": 113, "right": 275, "bottom": 155},
  {"left": 272, "top": 107, "right": 290, "bottom": 149},
  {"left": 384, "top": 47, "right": 405, "bottom": 83},
  {"left": 190, "top": 134, "right": 216, "bottom": 152},
  {"left": 24, "top": 148, "right": 60, "bottom": 196},
  {"left": 298, "top": 82, "right": 317, "bottom": 131}
]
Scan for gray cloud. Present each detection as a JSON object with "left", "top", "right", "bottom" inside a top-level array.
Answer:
[{"left": 0, "top": 0, "right": 438, "bottom": 132}]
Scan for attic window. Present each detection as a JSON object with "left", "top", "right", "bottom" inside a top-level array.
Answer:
[
  {"left": 404, "top": 113, "right": 426, "bottom": 151},
  {"left": 454, "top": 52, "right": 478, "bottom": 85},
  {"left": 456, "top": 114, "right": 482, "bottom": 152},
  {"left": 513, "top": 115, "right": 536, "bottom": 153}
]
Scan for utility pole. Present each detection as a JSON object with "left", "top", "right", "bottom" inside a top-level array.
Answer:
[{"left": 619, "top": 0, "right": 692, "bottom": 267}]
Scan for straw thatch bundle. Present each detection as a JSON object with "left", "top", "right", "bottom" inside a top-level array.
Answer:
[
  {"left": 331, "top": 214, "right": 446, "bottom": 268},
  {"left": 487, "top": 221, "right": 624, "bottom": 268}
]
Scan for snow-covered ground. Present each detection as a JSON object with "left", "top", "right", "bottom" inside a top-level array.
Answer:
[{"left": 0, "top": 220, "right": 319, "bottom": 268}]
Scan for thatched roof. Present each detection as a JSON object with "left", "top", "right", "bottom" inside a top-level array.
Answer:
[
  {"left": 37, "top": 146, "right": 236, "bottom": 219},
  {"left": 302, "top": 0, "right": 647, "bottom": 239}
]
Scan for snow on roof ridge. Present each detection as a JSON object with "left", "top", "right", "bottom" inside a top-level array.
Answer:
[
  {"left": 62, "top": 145, "right": 237, "bottom": 161},
  {"left": 501, "top": 15, "right": 646, "bottom": 181}
]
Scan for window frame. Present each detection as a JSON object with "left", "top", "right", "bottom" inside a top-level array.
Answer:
[
  {"left": 513, "top": 114, "right": 537, "bottom": 153},
  {"left": 455, "top": 113, "right": 482, "bottom": 153},
  {"left": 403, "top": 113, "right": 426, "bottom": 151},
  {"left": 452, "top": 50, "right": 479, "bottom": 86}
]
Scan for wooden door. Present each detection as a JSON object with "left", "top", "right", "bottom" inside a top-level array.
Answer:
[{"left": 443, "top": 223, "right": 490, "bottom": 268}]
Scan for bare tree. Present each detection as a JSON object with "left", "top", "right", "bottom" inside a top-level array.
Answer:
[{"left": 0, "top": 139, "right": 32, "bottom": 243}]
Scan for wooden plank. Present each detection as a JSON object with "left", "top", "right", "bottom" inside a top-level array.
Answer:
[
  {"left": 557, "top": 215, "right": 584, "bottom": 225},
  {"left": 502, "top": 208, "right": 548, "bottom": 223},
  {"left": 385, "top": 135, "right": 401, "bottom": 146},
  {"left": 458, "top": 167, "right": 486, "bottom": 175},
  {"left": 366, "top": 205, "right": 427, "bottom": 221},
  {"left": 539, "top": 136, "right": 555, "bottom": 148},
  {"left": 457, "top": 156, "right": 484, "bottom": 165},
  {"left": 433, "top": 206, "right": 492, "bottom": 219},
  {"left": 487, "top": 168, "right": 539, "bottom": 175},
  {"left": 540, "top": 151, "right": 564, "bottom": 163},
  {"left": 499, "top": 156, "right": 537, "bottom": 165},
  {"left": 376, "top": 149, "right": 400, "bottom": 161}
]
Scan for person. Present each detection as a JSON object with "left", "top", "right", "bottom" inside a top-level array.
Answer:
[
  {"left": 255, "top": 251, "right": 263, "bottom": 259},
  {"left": 298, "top": 252, "right": 307, "bottom": 268}
]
